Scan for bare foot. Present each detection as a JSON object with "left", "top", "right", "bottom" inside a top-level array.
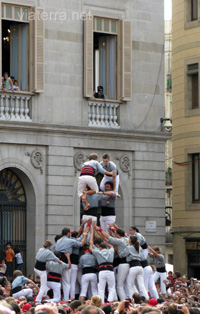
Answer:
[
  {"left": 84, "top": 203, "right": 90, "bottom": 211},
  {"left": 117, "top": 194, "right": 121, "bottom": 198}
]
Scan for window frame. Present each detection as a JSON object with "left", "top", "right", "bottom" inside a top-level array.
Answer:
[
  {"left": 191, "top": 0, "right": 198, "bottom": 21},
  {"left": 0, "top": 2, "right": 44, "bottom": 93},
  {"left": 185, "top": 148, "right": 200, "bottom": 210},
  {"left": 185, "top": 0, "right": 200, "bottom": 29},
  {"left": 93, "top": 16, "right": 120, "bottom": 101},
  {"left": 184, "top": 58, "right": 200, "bottom": 116},
  {"left": 84, "top": 11, "right": 132, "bottom": 102},
  {"left": 192, "top": 153, "right": 200, "bottom": 203}
]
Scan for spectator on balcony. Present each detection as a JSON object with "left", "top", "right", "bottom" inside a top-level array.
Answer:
[
  {"left": 13, "top": 80, "right": 20, "bottom": 91},
  {"left": 2, "top": 72, "right": 13, "bottom": 91},
  {"left": 94, "top": 86, "right": 106, "bottom": 99},
  {"left": 10, "top": 76, "right": 15, "bottom": 87}
]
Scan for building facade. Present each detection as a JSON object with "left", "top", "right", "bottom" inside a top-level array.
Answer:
[
  {"left": 164, "top": 19, "right": 173, "bottom": 265},
  {"left": 172, "top": 0, "right": 200, "bottom": 277},
  {"left": 0, "top": 0, "right": 167, "bottom": 275}
]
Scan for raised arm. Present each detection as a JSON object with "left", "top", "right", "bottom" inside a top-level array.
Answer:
[
  {"left": 148, "top": 245, "right": 160, "bottom": 257},
  {"left": 89, "top": 227, "right": 94, "bottom": 252}
]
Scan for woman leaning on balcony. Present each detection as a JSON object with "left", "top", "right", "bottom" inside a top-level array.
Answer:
[{"left": 2, "top": 72, "right": 13, "bottom": 91}]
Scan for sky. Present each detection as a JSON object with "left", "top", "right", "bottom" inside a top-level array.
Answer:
[{"left": 164, "top": 0, "right": 172, "bottom": 20}]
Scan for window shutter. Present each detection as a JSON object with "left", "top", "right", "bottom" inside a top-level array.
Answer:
[
  {"left": 121, "top": 20, "right": 132, "bottom": 101},
  {"left": 33, "top": 7, "right": 44, "bottom": 93},
  {"left": 84, "top": 12, "right": 93, "bottom": 98}
]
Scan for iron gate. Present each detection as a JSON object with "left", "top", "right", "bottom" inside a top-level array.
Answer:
[{"left": 0, "top": 169, "right": 26, "bottom": 275}]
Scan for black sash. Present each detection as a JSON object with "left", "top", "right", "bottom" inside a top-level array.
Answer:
[
  {"left": 157, "top": 267, "right": 166, "bottom": 273},
  {"left": 11, "top": 286, "right": 22, "bottom": 295},
  {"left": 82, "top": 267, "right": 97, "bottom": 275},
  {"left": 35, "top": 260, "right": 46, "bottom": 271},
  {"left": 141, "top": 242, "right": 148, "bottom": 249},
  {"left": 141, "top": 260, "right": 149, "bottom": 268},
  {"left": 129, "top": 260, "right": 141, "bottom": 268},
  {"left": 99, "top": 262, "right": 113, "bottom": 272}
]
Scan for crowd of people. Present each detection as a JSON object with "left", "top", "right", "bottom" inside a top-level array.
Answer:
[{"left": 1, "top": 153, "right": 200, "bottom": 314}]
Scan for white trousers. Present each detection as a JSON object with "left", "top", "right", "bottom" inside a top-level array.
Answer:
[
  {"left": 46, "top": 281, "right": 61, "bottom": 303},
  {"left": 70, "top": 265, "right": 78, "bottom": 299},
  {"left": 143, "top": 266, "right": 159, "bottom": 299},
  {"left": 153, "top": 271, "right": 167, "bottom": 294},
  {"left": 127, "top": 266, "right": 149, "bottom": 300},
  {"left": 98, "top": 270, "right": 116, "bottom": 303},
  {"left": 34, "top": 268, "right": 48, "bottom": 302},
  {"left": 100, "top": 175, "right": 119, "bottom": 195},
  {"left": 12, "top": 288, "right": 33, "bottom": 299},
  {"left": 116, "top": 263, "right": 130, "bottom": 300},
  {"left": 100, "top": 216, "right": 116, "bottom": 233},
  {"left": 62, "top": 268, "right": 71, "bottom": 301},
  {"left": 78, "top": 176, "right": 98, "bottom": 197},
  {"left": 80, "top": 273, "right": 98, "bottom": 297},
  {"left": 142, "top": 248, "right": 149, "bottom": 259},
  {"left": 82, "top": 215, "right": 97, "bottom": 243}
]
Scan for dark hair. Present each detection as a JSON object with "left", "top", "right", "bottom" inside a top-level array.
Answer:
[
  {"left": 102, "top": 305, "right": 112, "bottom": 314},
  {"left": 116, "top": 229, "right": 125, "bottom": 237},
  {"left": 132, "top": 292, "right": 141, "bottom": 304},
  {"left": 6, "top": 242, "right": 12, "bottom": 246},
  {"left": 175, "top": 271, "right": 181, "bottom": 278},
  {"left": 71, "top": 231, "right": 78, "bottom": 238},
  {"left": 99, "top": 242, "right": 107, "bottom": 249},
  {"left": 153, "top": 246, "right": 161, "bottom": 254},
  {"left": 62, "top": 228, "right": 70, "bottom": 236},
  {"left": 83, "top": 244, "right": 89, "bottom": 250},
  {"left": 4, "top": 72, "right": 9, "bottom": 76},
  {"left": 55, "top": 234, "right": 62, "bottom": 242},
  {"left": 129, "top": 235, "right": 139, "bottom": 252},
  {"left": 54, "top": 251, "right": 61, "bottom": 258},
  {"left": 10, "top": 302, "right": 21, "bottom": 314},
  {"left": 94, "top": 238, "right": 103, "bottom": 245},
  {"left": 14, "top": 247, "right": 20, "bottom": 254},
  {"left": 81, "top": 306, "right": 102, "bottom": 314},
  {"left": 43, "top": 240, "right": 52, "bottom": 248},
  {"left": 98, "top": 86, "right": 103, "bottom": 92},
  {"left": 103, "top": 154, "right": 110, "bottom": 159},
  {"left": 105, "top": 181, "right": 113, "bottom": 189},
  {"left": 10, "top": 76, "right": 14, "bottom": 80},
  {"left": 70, "top": 300, "right": 82, "bottom": 310},
  {"left": 130, "top": 226, "right": 140, "bottom": 233}
]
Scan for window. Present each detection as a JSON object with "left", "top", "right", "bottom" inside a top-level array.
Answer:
[
  {"left": 93, "top": 18, "right": 117, "bottom": 99},
  {"left": 168, "top": 254, "right": 173, "bottom": 265},
  {"left": 187, "top": 63, "right": 199, "bottom": 109},
  {"left": 191, "top": 0, "right": 198, "bottom": 21},
  {"left": 84, "top": 13, "right": 132, "bottom": 101},
  {"left": 1, "top": 4, "right": 44, "bottom": 92},
  {"left": 192, "top": 153, "right": 200, "bottom": 202}
]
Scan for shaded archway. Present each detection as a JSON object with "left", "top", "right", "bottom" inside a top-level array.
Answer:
[
  {"left": 0, "top": 167, "right": 37, "bottom": 275},
  {"left": 0, "top": 168, "right": 26, "bottom": 276}
]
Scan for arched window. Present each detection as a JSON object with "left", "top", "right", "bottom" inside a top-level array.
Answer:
[{"left": 0, "top": 168, "right": 26, "bottom": 274}]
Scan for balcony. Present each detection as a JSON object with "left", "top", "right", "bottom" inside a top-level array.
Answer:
[
  {"left": 88, "top": 100, "right": 120, "bottom": 128},
  {"left": 0, "top": 91, "right": 32, "bottom": 121}
]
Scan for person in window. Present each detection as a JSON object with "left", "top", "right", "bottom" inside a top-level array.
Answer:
[
  {"left": 2, "top": 72, "right": 13, "bottom": 91},
  {"left": 13, "top": 80, "right": 20, "bottom": 91},
  {"left": 10, "top": 76, "right": 15, "bottom": 88},
  {"left": 94, "top": 86, "right": 106, "bottom": 99}
]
